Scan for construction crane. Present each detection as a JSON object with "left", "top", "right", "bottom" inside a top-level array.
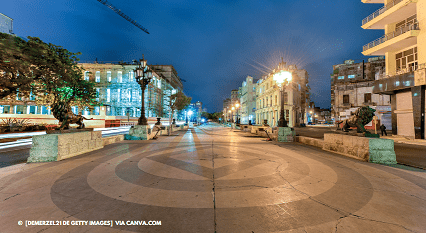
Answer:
[{"left": 96, "top": 0, "right": 149, "bottom": 34}]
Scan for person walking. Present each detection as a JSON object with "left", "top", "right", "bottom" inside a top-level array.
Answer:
[{"left": 380, "top": 124, "right": 387, "bottom": 136}]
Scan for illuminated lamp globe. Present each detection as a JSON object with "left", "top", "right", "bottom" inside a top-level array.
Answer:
[{"left": 273, "top": 70, "right": 292, "bottom": 87}]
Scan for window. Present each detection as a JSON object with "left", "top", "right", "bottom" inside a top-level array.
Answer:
[
  {"left": 107, "top": 71, "right": 111, "bottom": 82},
  {"left": 117, "top": 89, "right": 121, "bottom": 102},
  {"left": 283, "top": 92, "right": 288, "bottom": 104},
  {"left": 275, "top": 95, "right": 277, "bottom": 105},
  {"left": 129, "top": 71, "right": 134, "bottom": 82},
  {"left": 118, "top": 71, "right": 122, "bottom": 83},
  {"left": 343, "top": 95, "right": 349, "bottom": 104},
  {"left": 95, "top": 71, "right": 100, "bottom": 82},
  {"left": 396, "top": 47, "right": 417, "bottom": 72},
  {"left": 107, "top": 89, "right": 110, "bottom": 102},
  {"left": 84, "top": 71, "right": 89, "bottom": 81},
  {"left": 157, "top": 79, "right": 161, "bottom": 89},
  {"left": 266, "top": 97, "right": 269, "bottom": 107},
  {"left": 338, "top": 76, "right": 344, "bottom": 80},
  {"left": 348, "top": 75, "right": 355, "bottom": 79},
  {"left": 364, "top": 93, "right": 371, "bottom": 103},
  {"left": 96, "top": 88, "right": 100, "bottom": 101},
  {"left": 270, "top": 95, "right": 272, "bottom": 106}
]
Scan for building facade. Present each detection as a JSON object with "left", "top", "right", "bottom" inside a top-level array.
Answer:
[
  {"left": 331, "top": 57, "right": 391, "bottom": 128},
  {"left": 255, "top": 62, "right": 309, "bottom": 127},
  {"left": 238, "top": 76, "right": 256, "bottom": 124},
  {"left": 0, "top": 13, "right": 13, "bottom": 35},
  {"left": 78, "top": 62, "right": 183, "bottom": 119},
  {"left": 362, "top": 0, "right": 426, "bottom": 138}
]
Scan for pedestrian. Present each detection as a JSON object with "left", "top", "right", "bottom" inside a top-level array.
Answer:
[{"left": 380, "top": 124, "right": 387, "bottom": 136}]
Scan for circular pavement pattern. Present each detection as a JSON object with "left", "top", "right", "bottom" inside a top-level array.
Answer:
[{"left": 50, "top": 129, "right": 374, "bottom": 232}]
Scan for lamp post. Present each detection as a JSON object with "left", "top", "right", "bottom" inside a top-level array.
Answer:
[
  {"left": 134, "top": 55, "right": 153, "bottom": 125},
  {"left": 235, "top": 103, "right": 240, "bottom": 124},
  {"left": 273, "top": 70, "right": 292, "bottom": 127}
]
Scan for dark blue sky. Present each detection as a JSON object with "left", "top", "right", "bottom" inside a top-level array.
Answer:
[{"left": 3, "top": 0, "right": 383, "bottom": 112}]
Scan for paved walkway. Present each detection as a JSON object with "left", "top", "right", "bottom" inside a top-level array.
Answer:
[{"left": 1, "top": 124, "right": 426, "bottom": 232}]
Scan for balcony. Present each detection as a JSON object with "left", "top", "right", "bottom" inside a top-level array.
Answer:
[
  {"left": 362, "top": 0, "right": 417, "bottom": 29},
  {"left": 362, "top": 23, "right": 419, "bottom": 55}
]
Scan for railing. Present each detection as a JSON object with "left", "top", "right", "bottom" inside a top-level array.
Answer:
[
  {"left": 362, "top": 0, "right": 404, "bottom": 25},
  {"left": 376, "top": 63, "right": 425, "bottom": 80},
  {"left": 363, "top": 23, "right": 419, "bottom": 51}
]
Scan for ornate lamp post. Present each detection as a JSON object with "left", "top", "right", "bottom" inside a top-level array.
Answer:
[
  {"left": 273, "top": 70, "right": 292, "bottom": 127},
  {"left": 134, "top": 55, "right": 153, "bottom": 125}
]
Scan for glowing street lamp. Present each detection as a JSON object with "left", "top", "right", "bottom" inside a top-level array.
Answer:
[
  {"left": 273, "top": 70, "right": 292, "bottom": 127},
  {"left": 188, "top": 110, "right": 193, "bottom": 123}
]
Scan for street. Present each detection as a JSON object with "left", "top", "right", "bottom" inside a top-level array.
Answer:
[{"left": 1, "top": 124, "right": 425, "bottom": 232}]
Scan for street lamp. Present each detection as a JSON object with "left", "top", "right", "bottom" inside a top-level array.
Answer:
[
  {"left": 134, "top": 55, "right": 153, "bottom": 125},
  {"left": 273, "top": 70, "right": 292, "bottom": 127},
  {"left": 235, "top": 103, "right": 240, "bottom": 124},
  {"left": 188, "top": 110, "right": 193, "bottom": 123}
]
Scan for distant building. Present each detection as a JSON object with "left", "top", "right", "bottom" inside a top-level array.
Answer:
[
  {"left": 331, "top": 57, "right": 391, "bottom": 129},
  {"left": 362, "top": 0, "right": 426, "bottom": 139},
  {"left": 238, "top": 76, "right": 256, "bottom": 124},
  {"left": 255, "top": 61, "right": 310, "bottom": 127},
  {"left": 0, "top": 13, "right": 13, "bottom": 35}
]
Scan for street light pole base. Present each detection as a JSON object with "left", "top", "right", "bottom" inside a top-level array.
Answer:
[{"left": 277, "top": 127, "right": 295, "bottom": 142}]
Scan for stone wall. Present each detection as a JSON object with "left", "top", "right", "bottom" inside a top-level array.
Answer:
[{"left": 296, "top": 136, "right": 324, "bottom": 148}]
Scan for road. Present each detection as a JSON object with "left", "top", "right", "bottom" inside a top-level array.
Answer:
[{"left": 1, "top": 124, "right": 425, "bottom": 232}]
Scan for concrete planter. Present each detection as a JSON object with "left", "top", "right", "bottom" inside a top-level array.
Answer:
[
  {"left": 125, "top": 125, "right": 151, "bottom": 140},
  {"left": 28, "top": 130, "right": 103, "bottom": 163},
  {"left": 323, "top": 134, "right": 396, "bottom": 164}
]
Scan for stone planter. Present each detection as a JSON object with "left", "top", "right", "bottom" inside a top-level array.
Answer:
[{"left": 28, "top": 130, "right": 103, "bottom": 163}]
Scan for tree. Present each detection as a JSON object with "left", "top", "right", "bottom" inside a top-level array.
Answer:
[
  {"left": 167, "top": 91, "right": 191, "bottom": 135},
  {"left": 201, "top": 111, "right": 209, "bottom": 119},
  {"left": 0, "top": 33, "right": 98, "bottom": 128}
]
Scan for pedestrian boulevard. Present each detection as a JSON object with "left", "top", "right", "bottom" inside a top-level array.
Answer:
[{"left": 1, "top": 124, "right": 425, "bottom": 232}]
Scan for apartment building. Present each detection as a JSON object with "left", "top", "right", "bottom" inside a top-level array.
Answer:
[
  {"left": 0, "top": 13, "right": 13, "bottom": 35},
  {"left": 255, "top": 62, "right": 309, "bottom": 127},
  {"left": 362, "top": 0, "right": 425, "bottom": 138},
  {"left": 238, "top": 76, "right": 257, "bottom": 124},
  {"left": 331, "top": 57, "right": 391, "bottom": 128}
]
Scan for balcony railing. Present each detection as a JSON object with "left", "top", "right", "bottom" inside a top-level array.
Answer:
[
  {"left": 363, "top": 23, "right": 419, "bottom": 51},
  {"left": 362, "top": 0, "right": 403, "bottom": 25},
  {"left": 376, "top": 63, "right": 425, "bottom": 80}
]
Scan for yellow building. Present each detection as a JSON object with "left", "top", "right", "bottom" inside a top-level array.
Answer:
[
  {"left": 255, "top": 62, "right": 309, "bottom": 127},
  {"left": 362, "top": 0, "right": 425, "bottom": 139}
]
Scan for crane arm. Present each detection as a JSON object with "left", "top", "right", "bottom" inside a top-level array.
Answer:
[{"left": 97, "top": 0, "right": 150, "bottom": 34}]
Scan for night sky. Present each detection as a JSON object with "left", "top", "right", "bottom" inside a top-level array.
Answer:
[{"left": 3, "top": 0, "right": 383, "bottom": 112}]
